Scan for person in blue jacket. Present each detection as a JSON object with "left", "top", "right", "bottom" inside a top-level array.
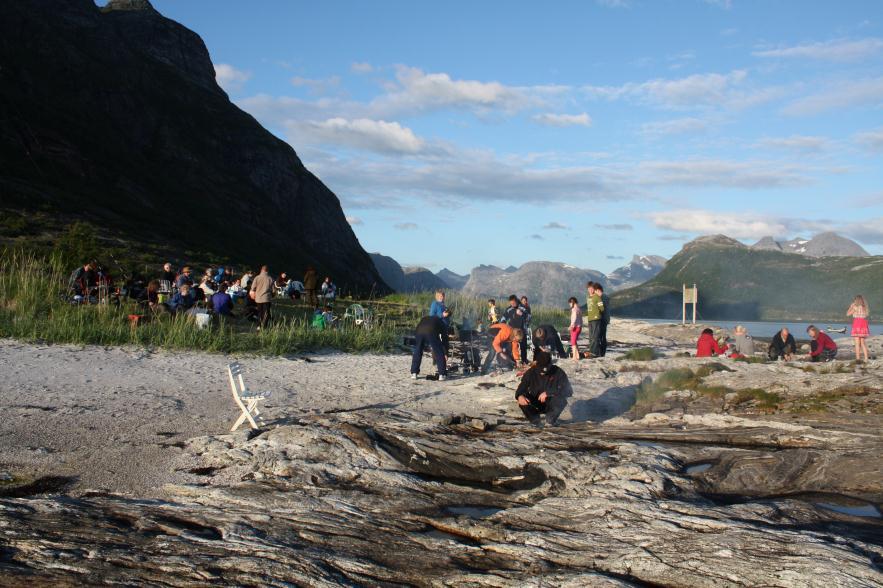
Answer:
[{"left": 429, "top": 289, "right": 451, "bottom": 352}]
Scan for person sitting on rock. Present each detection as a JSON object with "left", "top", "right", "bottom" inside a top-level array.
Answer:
[
  {"left": 696, "top": 328, "right": 726, "bottom": 357},
  {"left": 410, "top": 315, "right": 448, "bottom": 381},
  {"left": 806, "top": 325, "right": 838, "bottom": 362},
  {"left": 728, "top": 325, "right": 754, "bottom": 359},
  {"left": 768, "top": 328, "right": 797, "bottom": 361},
  {"left": 515, "top": 350, "right": 571, "bottom": 427},
  {"left": 533, "top": 324, "right": 568, "bottom": 359}
]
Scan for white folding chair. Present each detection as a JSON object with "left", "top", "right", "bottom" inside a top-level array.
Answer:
[{"left": 227, "top": 362, "right": 271, "bottom": 431}]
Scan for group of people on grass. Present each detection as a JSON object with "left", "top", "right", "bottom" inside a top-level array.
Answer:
[
  {"left": 70, "top": 260, "right": 339, "bottom": 331},
  {"left": 695, "top": 295, "right": 871, "bottom": 363}
]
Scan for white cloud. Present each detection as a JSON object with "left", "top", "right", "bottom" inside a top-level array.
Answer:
[
  {"left": 530, "top": 234, "right": 545, "bottom": 240},
  {"left": 755, "top": 135, "right": 830, "bottom": 152},
  {"left": 394, "top": 222, "right": 418, "bottom": 230},
  {"left": 640, "top": 117, "right": 710, "bottom": 137},
  {"left": 782, "top": 76, "right": 883, "bottom": 116},
  {"left": 649, "top": 210, "right": 792, "bottom": 239},
  {"left": 532, "top": 112, "right": 592, "bottom": 127},
  {"left": 287, "top": 118, "right": 427, "bottom": 155},
  {"left": 345, "top": 216, "right": 363, "bottom": 226},
  {"left": 854, "top": 126, "right": 883, "bottom": 152},
  {"left": 543, "top": 222, "right": 570, "bottom": 229},
  {"left": 596, "top": 223, "right": 634, "bottom": 230},
  {"left": 583, "top": 70, "right": 776, "bottom": 111},
  {"left": 213, "top": 63, "right": 251, "bottom": 92},
  {"left": 351, "top": 62, "right": 374, "bottom": 74},
  {"left": 638, "top": 159, "right": 808, "bottom": 189},
  {"left": 753, "top": 38, "right": 883, "bottom": 62}
]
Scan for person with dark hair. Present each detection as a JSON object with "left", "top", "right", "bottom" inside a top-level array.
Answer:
[
  {"left": 211, "top": 282, "right": 235, "bottom": 317},
  {"left": 410, "top": 315, "right": 448, "bottom": 381},
  {"left": 515, "top": 351, "right": 572, "bottom": 427},
  {"left": 68, "top": 261, "right": 97, "bottom": 301},
  {"left": 585, "top": 282, "right": 605, "bottom": 358},
  {"left": 144, "top": 280, "right": 169, "bottom": 315},
  {"left": 250, "top": 265, "right": 274, "bottom": 329},
  {"left": 696, "top": 328, "right": 726, "bottom": 357},
  {"left": 768, "top": 328, "right": 797, "bottom": 361},
  {"left": 806, "top": 326, "right": 838, "bottom": 362},
  {"left": 568, "top": 296, "right": 582, "bottom": 361},
  {"left": 595, "top": 283, "right": 610, "bottom": 357},
  {"left": 503, "top": 295, "right": 528, "bottom": 366},
  {"left": 533, "top": 324, "right": 567, "bottom": 359}
]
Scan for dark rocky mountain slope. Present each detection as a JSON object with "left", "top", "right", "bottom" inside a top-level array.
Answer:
[{"left": 0, "top": 0, "right": 385, "bottom": 292}]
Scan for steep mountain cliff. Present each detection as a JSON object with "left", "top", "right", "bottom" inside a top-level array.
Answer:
[
  {"left": 462, "top": 262, "right": 607, "bottom": 307},
  {"left": 606, "top": 255, "right": 667, "bottom": 291},
  {"left": 614, "top": 235, "right": 883, "bottom": 321},
  {"left": 0, "top": 0, "right": 386, "bottom": 292},
  {"left": 435, "top": 268, "right": 469, "bottom": 290}
]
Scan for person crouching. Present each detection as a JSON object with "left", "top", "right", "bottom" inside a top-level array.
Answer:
[
  {"left": 410, "top": 316, "right": 448, "bottom": 381},
  {"left": 515, "top": 351, "right": 571, "bottom": 427},
  {"left": 806, "top": 325, "right": 838, "bottom": 362}
]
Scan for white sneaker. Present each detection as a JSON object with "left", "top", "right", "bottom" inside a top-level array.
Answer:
[
  {"left": 410, "top": 373, "right": 418, "bottom": 380},
  {"left": 438, "top": 375, "right": 447, "bottom": 381}
]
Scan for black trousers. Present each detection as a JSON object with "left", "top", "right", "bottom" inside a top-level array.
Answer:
[
  {"left": 411, "top": 332, "right": 447, "bottom": 376},
  {"left": 534, "top": 329, "right": 567, "bottom": 358},
  {"left": 810, "top": 340, "right": 837, "bottom": 362},
  {"left": 519, "top": 394, "right": 567, "bottom": 426},
  {"left": 257, "top": 302, "right": 271, "bottom": 328},
  {"left": 599, "top": 319, "right": 609, "bottom": 356},
  {"left": 587, "top": 320, "right": 602, "bottom": 357}
]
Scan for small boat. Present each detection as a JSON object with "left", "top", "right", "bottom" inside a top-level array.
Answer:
[{"left": 826, "top": 326, "right": 847, "bottom": 334}]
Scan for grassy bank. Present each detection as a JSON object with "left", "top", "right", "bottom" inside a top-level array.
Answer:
[{"left": 0, "top": 251, "right": 569, "bottom": 356}]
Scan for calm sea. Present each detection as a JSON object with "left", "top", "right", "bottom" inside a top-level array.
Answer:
[{"left": 640, "top": 318, "right": 881, "bottom": 338}]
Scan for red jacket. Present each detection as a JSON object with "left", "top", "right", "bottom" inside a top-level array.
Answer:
[
  {"left": 810, "top": 332, "right": 837, "bottom": 357},
  {"left": 696, "top": 332, "right": 725, "bottom": 357}
]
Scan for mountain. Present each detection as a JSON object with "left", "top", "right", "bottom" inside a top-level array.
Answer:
[
  {"left": 0, "top": 0, "right": 386, "bottom": 293},
  {"left": 402, "top": 267, "right": 448, "bottom": 293},
  {"left": 461, "top": 261, "right": 607, "bottom": 307},
  {"left": 751, "top": 233, "right": 869, "bottom": 258},
  {"left": 614, "top": 234, "right": 883, "bottom": 321},
  {"left": 368, "top": 254, "right": 447, "bottom": 293},
  {"left": 435, "top": 268, "right": 469, "bottom": 290},
  {"left": 606, "top": 255, "right": 667, "bottom": 291}
]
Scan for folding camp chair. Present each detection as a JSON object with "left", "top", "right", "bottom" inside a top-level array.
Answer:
[{"left": 227, "top": 362, "right": 272, "bottom": 431}]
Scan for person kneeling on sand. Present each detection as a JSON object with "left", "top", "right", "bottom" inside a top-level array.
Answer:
[
  {"left": 410, "top": 316, "right": 448, "bottom": 381},
  {"left": 515, "top": 351, "right": 571, "bottom": 427},
  {"left": 696, "top": 328, "right": 726, "bottom": 357},
  {"left": 806, "top": 326, "right": 838, "bottom": 362},
  {"left": 768, "top": 328, "right": 797, "bottom": 361},
  {"left": 533, "top": 324, "right": 568, "bottom": 359}
]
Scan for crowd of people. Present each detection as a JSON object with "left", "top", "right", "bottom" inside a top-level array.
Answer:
[
  {"left": 695, "top": 295, "right": 871, "bottom": 363},
  {"left": 68, "top": 259, "right": 340, "bottom": 330}
]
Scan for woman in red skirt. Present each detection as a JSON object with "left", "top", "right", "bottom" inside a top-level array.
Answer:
[{"left": 847, "top": 295, "right": 870, "bottom": 362}]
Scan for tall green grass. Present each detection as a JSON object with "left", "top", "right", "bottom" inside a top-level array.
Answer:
[
  {"left": 0, "top": 250, "right": 571, "bottom": 355},
  {"left": 0, "top": 251, "right": 398, "bottom": 355}
]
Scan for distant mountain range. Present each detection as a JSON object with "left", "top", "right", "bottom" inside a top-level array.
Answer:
[
  {"left": 369, "top": 253, "right": 448, "bottom": 293},
  {"left": 751, "top": 232, "right": 869, "bottom": 258},
  {"left": 459, "top": 262, "right": 608, "bottom": 307},
  {"left": 606, "top": 255, "right": 668, "bottom": 291},
  {"left": 613, "top": 234, "right": 883, "bottom": 321}
]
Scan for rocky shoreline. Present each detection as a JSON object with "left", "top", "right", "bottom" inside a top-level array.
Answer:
[{"left": 0, "top": 320, "right": 881, "bottom": 585}]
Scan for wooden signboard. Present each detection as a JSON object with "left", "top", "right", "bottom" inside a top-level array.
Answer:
[{"left": 682, "top": 283, "right": 698, "bottom": 324}]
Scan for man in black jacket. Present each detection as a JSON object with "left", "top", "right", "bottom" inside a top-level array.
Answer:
[
  {"left": 532, "top": 324, "right": 568, "bottom": 359},
  {"left": 503, "top": 295, "right": 528, "bottom": 366},
  {"left": 410, "top": 316, "right": 448, "bottom": 381},
  {"left": 768, "top": 327, "right": 797, "bottom": 361},
  {"left": 515, "top": 351, "right": 571, "bottom": 427}
]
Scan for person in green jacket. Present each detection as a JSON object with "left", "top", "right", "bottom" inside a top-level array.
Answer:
[{"left": 585, "top": 281, "right": 605, "bottom": 357}]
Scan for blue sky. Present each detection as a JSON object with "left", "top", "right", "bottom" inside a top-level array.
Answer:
[{"left": 153, "top": 0, "right": 883, "bottom": 275}]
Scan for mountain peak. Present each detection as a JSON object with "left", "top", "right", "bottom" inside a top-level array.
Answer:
[
  {"left": 102, "top": 0, "right": 156, "bottom": 12},
  {"left": 751, "top": 232, "right": 868, "bottom": 258},
  {"left": 686, "top": 234, "right": 746, "bottom": 249}
]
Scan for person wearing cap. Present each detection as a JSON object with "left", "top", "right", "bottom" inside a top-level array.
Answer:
[{"left": 515, "top": 350, "right": 572, "bottom": 427}]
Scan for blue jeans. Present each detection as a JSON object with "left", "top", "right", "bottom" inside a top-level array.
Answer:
[{"left": 411, "top": 333, "right": 447, "bottom": 376}]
